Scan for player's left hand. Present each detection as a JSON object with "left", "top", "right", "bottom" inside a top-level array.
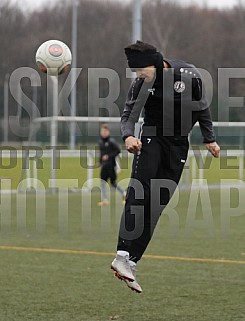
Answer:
[{"left": 206, "top": 142, "right": 220, "bottom": 158}]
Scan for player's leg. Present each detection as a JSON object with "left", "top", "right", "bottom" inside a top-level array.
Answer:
[
  {"left": 116, "top": 134, "right": 163, "bottom": 260},
  {"left": 111, "top": 136, "right": 189, "bottom": 292},
  {"left": 163, "top": 136, "right": 189, "bottom": 183},
  {"left": 111, "top": 133, "right": 162, "bottom": 290},
  {"left": 98, "top": 166, "right": 110, "bottom": 206},
  {"left": 110, "top": 168, "right": 126, "bottom": 203},
  {"left": 129, "top": 136, "right": 189, "bottom": 261}
]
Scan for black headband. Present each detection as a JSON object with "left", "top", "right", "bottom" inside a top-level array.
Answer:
[{"left": 125, "top": 47, "right": 159, "bottom": 70}]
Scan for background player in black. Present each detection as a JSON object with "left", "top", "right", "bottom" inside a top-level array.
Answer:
[
  {"left": 111, "top": 41, "right": 220, "bottom": 293},
  {"left": 98, "top": 124, "right": 126, "bottom": 206}
]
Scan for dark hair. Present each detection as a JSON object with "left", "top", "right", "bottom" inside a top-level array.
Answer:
[
  {"left": 100, "top": 123, "right": 109, "bottom": 130},
  {"left": 125, "top": 40, "right": 157, "bottom": 53}
]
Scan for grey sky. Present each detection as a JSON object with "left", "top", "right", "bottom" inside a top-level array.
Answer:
[{"left": 10, "top": 0, "right": 244, "bottom": 11}]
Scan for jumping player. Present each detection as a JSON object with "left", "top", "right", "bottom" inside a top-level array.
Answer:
[{"left": 111, "top": 41, "right": 220, "bottom": 293}]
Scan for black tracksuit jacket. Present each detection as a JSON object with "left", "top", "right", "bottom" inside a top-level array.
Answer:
[
  {"left": 99, "top": 136, "right": 120, "bottom": 168},
  {"left": 121, "top": 58, "right": 216, "bottom": 143}
]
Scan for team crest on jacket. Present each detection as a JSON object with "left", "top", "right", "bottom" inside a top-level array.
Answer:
[{"left": 174, "top": 81, "right": 185, "bottom": 93}]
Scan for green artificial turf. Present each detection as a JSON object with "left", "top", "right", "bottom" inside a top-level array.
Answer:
[{"left": 0, "top": 190, "right": 244, "bottom": 321}]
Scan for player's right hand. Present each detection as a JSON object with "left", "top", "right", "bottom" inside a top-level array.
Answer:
[{"left": 125, "top": 136, "right": 142, "bottom": 154}]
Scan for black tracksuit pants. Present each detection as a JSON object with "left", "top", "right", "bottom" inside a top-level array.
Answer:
[{"left": 117, "top": 129, "right": 189, "bottom": 262}]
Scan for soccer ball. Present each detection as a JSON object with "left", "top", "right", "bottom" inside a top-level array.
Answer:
[{"left": 36, "top": 40, "right": 72, "bottom": 76}]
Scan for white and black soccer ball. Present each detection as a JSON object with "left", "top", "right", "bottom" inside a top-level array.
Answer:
[{"left": 36, "top": 40, "right": 72, "bottom": 76}]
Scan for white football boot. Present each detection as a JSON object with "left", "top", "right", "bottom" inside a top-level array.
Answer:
[
  {"left": 114, "top": 264, "right": 142, "bottom": 294},
  {"left": 111, "top": 254, "right": 135, "bottom": 282}
]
